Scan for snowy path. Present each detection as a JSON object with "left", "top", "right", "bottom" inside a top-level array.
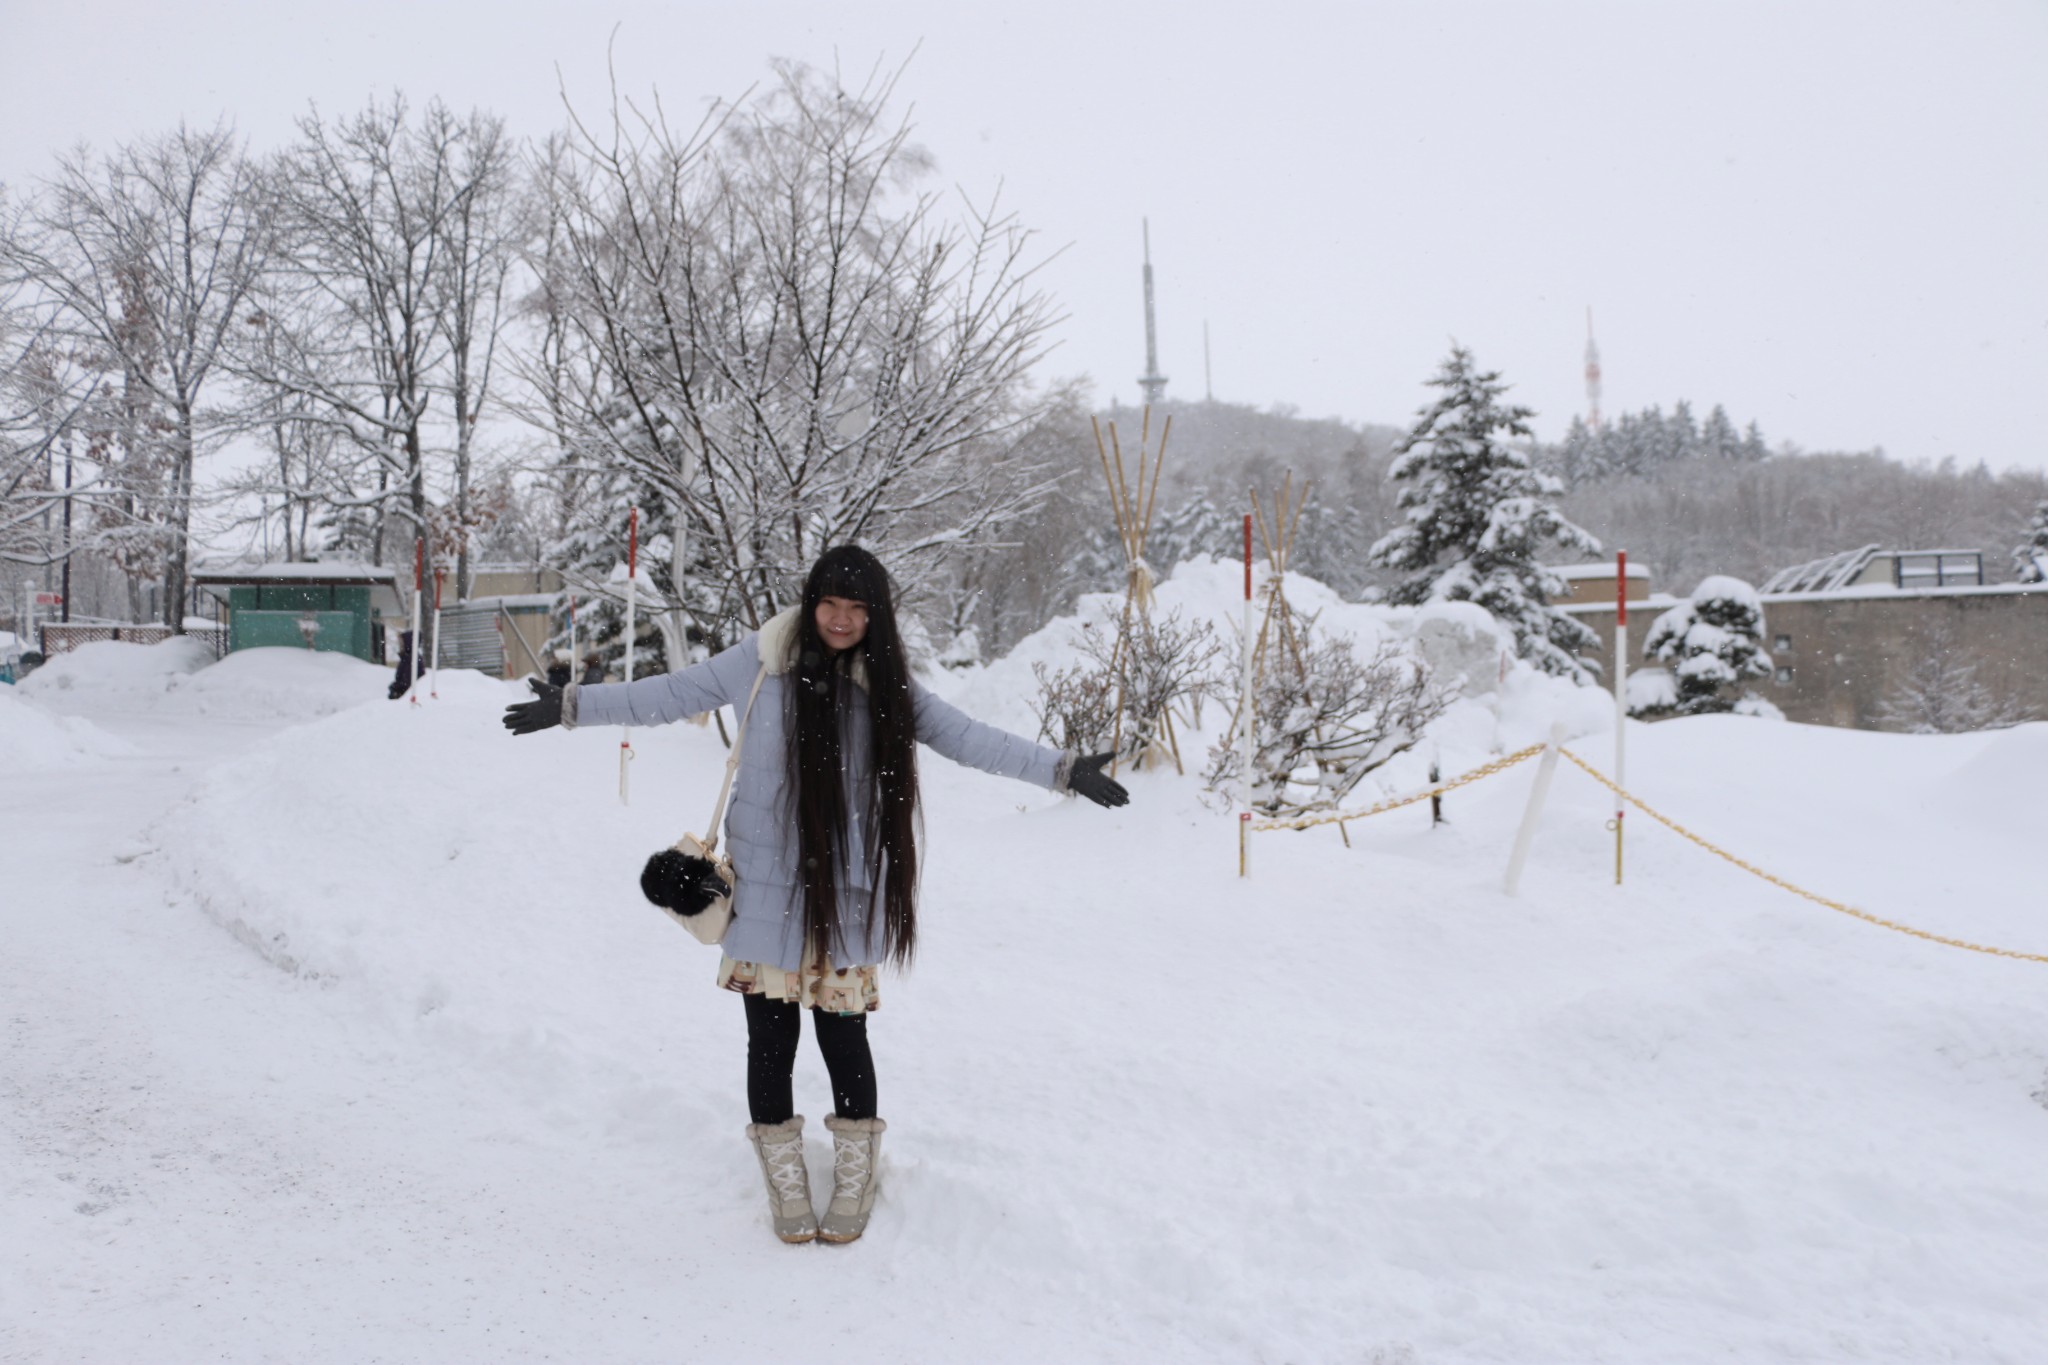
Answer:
[
  {"left": 2, "top": 712, "right": 1198, "bottom": 1362},
  {"left": 6, "top": 635, "right": 2048, "bottom": 1362}
]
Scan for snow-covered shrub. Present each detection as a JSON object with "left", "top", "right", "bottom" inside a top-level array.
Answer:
[
  {"left": 1368, "top": 344, "right": 1602, "bottom": 682},
  {"left": 2015, "top": 499, "right": 2048, "bottom": 584},
  {"left": 1206, "top": 619, "right": 1452, "bottom": 817},
  {"left": 1030, "top": 608, "right": 1223, "bottom": 763},
  {"left": 1639, "top": 575, "right": 1770, "bottom": 717}
]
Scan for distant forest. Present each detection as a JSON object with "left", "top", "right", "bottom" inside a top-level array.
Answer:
[{"left": 974, "top": 394, "right": 2048, "bottom": 649}]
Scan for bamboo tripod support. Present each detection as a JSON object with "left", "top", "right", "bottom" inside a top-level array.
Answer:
[
  {"left": 1225, "top": 472, "right": 1352, "bottom": 845},
  {"left": 1091, "top": 409, "right": 1182, "bottom": 777}
]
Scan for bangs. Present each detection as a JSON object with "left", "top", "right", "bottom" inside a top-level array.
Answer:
[{"left": 806, "top": 546, "right": 890, "bottom": 609}]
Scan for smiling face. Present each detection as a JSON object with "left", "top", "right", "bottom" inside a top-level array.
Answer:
[{"left": 814, "top": 595, "right": 870, "bottom": 653}]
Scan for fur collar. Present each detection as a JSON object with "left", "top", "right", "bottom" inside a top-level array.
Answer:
[{"left": 755, "top": 606, "right": 870, "bottom": 690}]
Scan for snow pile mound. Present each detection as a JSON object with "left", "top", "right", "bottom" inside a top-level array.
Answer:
[
  {"left": 0, "top": 689, "right": 136, "bottom": 769},
  {"left": 936, "top": 554, "right": 1611, "bottom": 795},
  {"left": 21, "top": 638, "right": 386, "bottom": 720},
  {"left": 171, "top": 646, "right": 389, "bottom": 719},
  {"left": 18, "top": 636, "right": 215, "bottom": 701}
]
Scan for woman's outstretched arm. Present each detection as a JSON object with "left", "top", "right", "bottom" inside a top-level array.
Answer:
[
  {"left": 561, "top": 634, "right": 761, "bottom": 731},
  {"left": 910, "top": 682, "right": 1069, "bottom": 790}
]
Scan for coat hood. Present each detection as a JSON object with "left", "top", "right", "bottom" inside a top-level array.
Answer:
[{"left": 755, "top": 606, "right": 871, "bottom": 691}]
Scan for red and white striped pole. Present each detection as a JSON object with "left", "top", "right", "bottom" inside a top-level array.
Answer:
[
  {"left": 620, "top": 508, "right": 638, "bottom": 805},
  {"left": 408, "top": 536, "right": 425, "bottom": 706},
  {"left": 1613, "top": 549, "right": 1628, "bottom": 885},
  {"left": 1239, "top": 513, "right": 1255, "bottom": 877},
  {"left": 430, "top": 567, "right": 445, "bottom": 699}
]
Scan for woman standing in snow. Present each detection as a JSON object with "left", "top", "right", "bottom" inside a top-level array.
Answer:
[{"left": 502, "top": 545, "right": 1128, "bottom": 1244}]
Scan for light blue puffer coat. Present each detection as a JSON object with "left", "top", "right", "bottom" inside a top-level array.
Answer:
[{"left": 564, "top": 608, "right": 1068, "bottom": 970}]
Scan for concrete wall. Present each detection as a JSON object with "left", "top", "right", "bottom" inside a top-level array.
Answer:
[{"left": 1567, "top": 586, "right": 2048, "bottom": 728}]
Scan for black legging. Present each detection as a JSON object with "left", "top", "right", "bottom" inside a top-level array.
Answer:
[{"left": 743, "top": 993, "right": 877, "bottom": 1124}]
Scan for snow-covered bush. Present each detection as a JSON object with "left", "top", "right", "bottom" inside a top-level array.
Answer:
[
  {"left": 1368, "top": 344, "right": 1601, "bottom": 682},
  {"left": 1638, "top": 575, "right": 1770, "bottom": 717},
  {"left": 1205, "top": 619, "right": 1452, "bottom": 816},
  {"left": 2015, "top": 499, "right": 2048, "bottom": 584},
  {"left": 1030, "top": 608, "right": 1223, "bottom": 763}
]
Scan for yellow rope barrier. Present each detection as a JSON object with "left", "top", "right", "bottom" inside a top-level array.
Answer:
[
  {"left": 1555, "top": 748, "right": 2048, "bottom": 965},
  {"left": 1248, "top": 743, "right": 1546, "bottom": 833}
]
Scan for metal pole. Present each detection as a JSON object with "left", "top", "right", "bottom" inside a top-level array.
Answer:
[
  {"left": 620, "top": 508, "right": 637, "bottom": 805},
  {"left": 430, "top": 567, "right": 444, "bottom": 700},
  {"left": 408, "top": 537, "right": 424, "bottom": 706},
  {"left": 1239, "top": 513, "right": 1254, "bottom": 877},
  {"left": 1613, "top": 550, "right": 1628, "bottom": 885}
]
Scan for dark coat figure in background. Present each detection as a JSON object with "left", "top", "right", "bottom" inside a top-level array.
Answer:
[{"left": 386, "top": 631, "right": 420, "bottom": 700}]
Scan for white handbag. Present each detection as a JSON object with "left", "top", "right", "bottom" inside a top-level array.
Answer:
[{"left": 659, "top": 664, "right": 769, "bottom": 946}]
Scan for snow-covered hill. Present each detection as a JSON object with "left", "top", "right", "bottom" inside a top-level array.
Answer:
[{"left": 4, "top": 610, "right": 2046, "bottom": 1363}]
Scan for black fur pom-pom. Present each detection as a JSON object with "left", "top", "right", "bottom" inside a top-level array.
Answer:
[{"left": 641, "top": 848, "right": 724, "bottom": 915}]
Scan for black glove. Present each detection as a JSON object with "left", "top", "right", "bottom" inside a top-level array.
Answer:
[
  {"left": 501, "top": 677, "right": 563, "bottom": 735},
  {"left": 1067, "top": 751, "right": 1130, "bottom": 808},
  {"left": 641, "top": 848, "right": 727, "bottom": 916}
]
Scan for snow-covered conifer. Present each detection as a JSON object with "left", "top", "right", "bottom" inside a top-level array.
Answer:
[
  {"left": 1368, "top": 345, "right": 1601, "bottom": 681},
  {"left": 1640, "top": 575, "right": 1770, "bottom": 716},
  {"left": 2013, "top": 499, "right": 2048, "bottom": 584},
  {"left": 1700, "top": 404, "right": 1740, "bottom": 461}
]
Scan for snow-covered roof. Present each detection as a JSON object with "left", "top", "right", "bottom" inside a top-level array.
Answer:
[
  {"left": 191, "top": 561, "right": 399, "bottom": 585},
  {"left": 1758, "top": 580, "right": 2047, "bottom": 605},
  {"left": 462, "top": 592, "right": 559, "bottom": 611},
  {"left": 1554, "top": 562, "right": 1651, "bottom": 580}
]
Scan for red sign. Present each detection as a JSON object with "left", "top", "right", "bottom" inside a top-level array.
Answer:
[{"left": 33, "top": 592, "right": 63, "bottom": 606}]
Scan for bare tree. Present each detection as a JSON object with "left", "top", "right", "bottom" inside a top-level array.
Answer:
[
  {"left": 526, "top": 59, "right": 1063, "bottom": 654},
  {"left": 1, "top": 124, "right": 266, "bottom": 627},
  {"left": 251, "top": 97, "right": 517, "bottom": 574},
  {"left": 1874, "top": 620, "right": 2036, "bottom": 734}
]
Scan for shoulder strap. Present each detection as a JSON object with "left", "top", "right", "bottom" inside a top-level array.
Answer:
[{"left": 702, "top": 663, "right": 770, "bottom": 855}]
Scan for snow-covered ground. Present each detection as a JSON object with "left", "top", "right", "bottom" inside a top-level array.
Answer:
[{"left": 5, "top": 585, "right": 2047, "bottom": 1363}]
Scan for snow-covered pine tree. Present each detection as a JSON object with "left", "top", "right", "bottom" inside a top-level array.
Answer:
[
  {"left": 1148, "top": 489, "right": 1235, "bottom": 578},
  {"left": 1368, "top": 345, "right": 1601, "bottom": 681},
  {"left": 2013, "top": 499, "right": 2048, "bottom": 584},
  {"left": 1700, "top": 404, "right": 1741, "bottom": 461},
  {"left": 1640, "top": 575, "right": 1770, "bottom": 716}
]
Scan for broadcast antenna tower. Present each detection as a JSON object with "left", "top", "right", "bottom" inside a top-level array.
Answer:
[
  {"left": 1138, "top": 220, "right": 1168, "bottom": 405},
  {"left": 1584, "top": 307, "right": 1603, "bottom": 430}
]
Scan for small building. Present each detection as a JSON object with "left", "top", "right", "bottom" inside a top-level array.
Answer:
[
  {"left": 1559, "top": 551, "right": 2048, "bottom": 729},
  {"left": 192, "top": 563, "right": 403, "bottom": 663},
  {"left": 397, "top": 564, "right": 564, "bottom": 679}
]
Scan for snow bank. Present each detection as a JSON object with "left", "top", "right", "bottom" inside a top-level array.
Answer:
[
  {"left": 0, "top": 689, "right": 136, "bottom": 769},
  {"left": 18, "top": 636, "right": 214, "bottom": 699},
  {"left": 20, "top": 639, "right": 386, "bottom": 720},
  {"left": 130, "top": 591, "right": 2048, "bottom": 1361}
]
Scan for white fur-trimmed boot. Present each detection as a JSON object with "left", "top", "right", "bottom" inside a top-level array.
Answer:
[
  {"left": 745, "top": 1115, "right": 817, "bottom": 1244},
  {"left": 818, "top": 1114, "right": 886, "bottom": 1244}
]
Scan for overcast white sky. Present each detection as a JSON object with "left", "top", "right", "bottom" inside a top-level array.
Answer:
[{"left": 2, "top": 0, "right": 2043, "bottom": 472}]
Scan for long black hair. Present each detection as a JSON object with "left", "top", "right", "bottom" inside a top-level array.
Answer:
[{"left": 787, "top": 545, "right": 922, "bottom": 966}]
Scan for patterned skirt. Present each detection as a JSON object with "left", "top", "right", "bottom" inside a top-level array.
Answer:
[{"left": 717, "top": 948, "right": 880, "bottom": 1016}]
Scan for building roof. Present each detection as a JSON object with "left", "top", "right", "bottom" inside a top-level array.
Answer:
[
  {"left": 1554, "top": 562, "right": 1652, "bottom": 581},
  {"left": 191, "top": 561, "right": 399, "bottom": 585}
]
